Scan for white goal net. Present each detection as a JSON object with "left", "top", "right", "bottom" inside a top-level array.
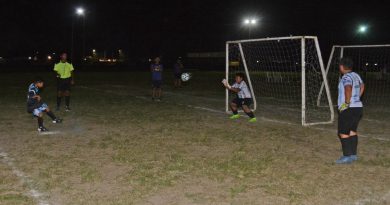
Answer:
[
  {"left": 226, "top": 36, "right": 334, "bottom": 126},
  {"left": 318, "top": 44, "right": 390, "bottom": 111}
]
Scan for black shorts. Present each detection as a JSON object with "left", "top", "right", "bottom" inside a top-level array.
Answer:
[
  {"left": 152, "top": 80, "right": 162, "bottom": 88},
  {"left": 57, "top": 78, "right": 72, "bottom": 91},
  {"left": 174, "top": 73, "right": 182, "bottom": 79},
  {"left": 232, "top": 98, "right": 253, "bottom": 107},
  {"left": 338, "top": 107, "right": 363, "bottom": 135}
]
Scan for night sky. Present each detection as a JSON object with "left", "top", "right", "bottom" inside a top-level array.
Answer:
[{"left": 1, "top": 0, "right": 389, "bottom": 59}]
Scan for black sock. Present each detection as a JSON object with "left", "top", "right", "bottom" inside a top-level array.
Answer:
[
  {"left": 232, "top": 110, "right": 238, "bottom": 115},
  {"left": 65, "top": 96, "right": 70, "bottom": 107},
  {"left": 246, "top": 111, "right": 255, "bottom": 118},
  {"left": 38, "top": 117, "right": 43, "bottom": 127},
  {"left": 340, "top": 137, "right": 353, "bottom": 156},
  {"left": 350, "top": 135, "right": 358, "bottom": 155},
  {"left": 57, "top": 96, "right": 62, "bottom": 108},
  {"left": 46, "top": 111, "right": 57, "bottom": 120}
]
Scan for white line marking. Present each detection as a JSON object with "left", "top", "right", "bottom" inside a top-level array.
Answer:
[
  {"left": 0, "top": 148, "right": 50, "bottom": 205},
  {"left": 79, "top": 86, "right": 389, "bottom": 141},
  {"left": 39, "top": 131, "right": 61, "bottom": 136}
]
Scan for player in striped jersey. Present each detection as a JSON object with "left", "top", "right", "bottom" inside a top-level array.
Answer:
[
  {"left": 222, "top": 73, "right": 257, "bottom": 122},
  {"left": 27, "top": 78, "right": 62, "bottom": 132},
  {"left": 336, "top": 58, "right": 365, "bottom": 164}
]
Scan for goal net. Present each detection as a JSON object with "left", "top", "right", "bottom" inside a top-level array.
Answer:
[
  {"left": 318, "top": 44, "right": 390, "bottom": 112},
  {"left": 226, "top": 36, "right": 334, "bottom": 126}
]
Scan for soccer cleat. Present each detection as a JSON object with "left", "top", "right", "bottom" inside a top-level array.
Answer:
[
  {"left": 52, "top": 118, "right": 63, "bottom": 124},
  {"left": 65, "top": 106, "right": 71, "bottom": 112},
  {"left": 350, "top": 155, "right": 358, "bottom": 161},
  {"left": 229, "top": 114, "right": 241, "bottom": 119},
  {"left": 335, "top": 156, "right": 354, "bottom": 164},
  {"left": 248, "top": 117, "right": 257, "bottom": 123},
  {"left": 38, "top": 126, "right": 49, "bottom": 132}
]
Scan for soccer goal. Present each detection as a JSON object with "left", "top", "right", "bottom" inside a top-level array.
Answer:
[
  {"left": 226, "top": 36, "right": 334, "bottom": 126},
  {"left": 317, "top": 44, "right": 390, "bottom": 109}
]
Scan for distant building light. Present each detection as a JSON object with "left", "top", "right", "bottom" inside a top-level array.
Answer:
[
  {"left": 47, "top": 55, "right": 52, "bottom": 60},
  {"left": 256, "top": 60, "right": 260, "bottom": 63},
  {"left": 365, "top": 63, "right": 369, "bottom": 66},
  {"left": 148, "top": 58, "right": 152, "bottom": 62},
  {"left": 28, "top": 56, "right": 32, "bottom": 60},
  {"left": 92, "top": 49, "right": 96, "bottom": 53},
  {"left": 375, "top": 63, "right": 378, "bottom": 66}
]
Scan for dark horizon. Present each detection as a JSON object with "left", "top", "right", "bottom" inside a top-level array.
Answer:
[{"left": 1, "top": 0, "right": 389, "bottom": 59}]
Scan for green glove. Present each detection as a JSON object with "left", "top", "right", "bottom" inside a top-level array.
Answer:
[{"left": 339, "top": 102, "right": 350, "bottom": 112}]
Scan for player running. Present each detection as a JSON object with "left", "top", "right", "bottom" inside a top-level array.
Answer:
[
  {"left": 27, "top": 78, "right": 62, "bottom": 132},
  {"left": 54, "top": 53, "right": 74, "bottom": 111},
  {"left": 222, "top": 73, "right": 257, "bottom": 122},
  {"left": 173, "top": 59, "right": 183, "bottom": 88},
  {"left": 335, "top": 57, "right": 365, "bottom": 164},
  {"left": 151, "top": 57, "right": 163, "bottom": 101}
]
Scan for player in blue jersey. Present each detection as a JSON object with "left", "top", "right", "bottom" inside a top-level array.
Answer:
[
  {"left": 335, "top": 58, "right": 365, "bottom": 164},
  {"left": 27, "top": 78, "right": 62, "bottom": 132},
  {"left": 151, "top": 57, "right": 163, "bottom": 101}
]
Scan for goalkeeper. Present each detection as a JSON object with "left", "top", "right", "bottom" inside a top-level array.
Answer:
[
  {"left": 222, "top": 73, "right": 256, "bottom": 122},
  {"left": 335, "top": 58, "right": 365, "bottom": 164}
]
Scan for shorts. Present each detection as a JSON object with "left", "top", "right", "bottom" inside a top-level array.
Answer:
[
  {"left": 174, "top": 73, "right": 182, "bottom": 79},
  {"left": 152, "top": 80, "right": 162, "bottom": 88},
  {"left": 338, "top": 107, "right": 363, "bottom": 135},
  {"left": 27, "top": 102, "right": 48, "bottom": 117},
  {"left": 57, "top": 78, "right": 72, "bottom": 91},
  {"left": 232, "top": 98, "right": 253, "bottom": 107}
]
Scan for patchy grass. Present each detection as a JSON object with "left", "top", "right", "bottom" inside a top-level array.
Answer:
[{"left": 0, "top": 71, "right": 389, "bottom": 205}]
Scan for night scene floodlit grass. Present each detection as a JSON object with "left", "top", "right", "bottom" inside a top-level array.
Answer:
[{"left": 1, "top": 1, "right": 390, "bottom": 205}]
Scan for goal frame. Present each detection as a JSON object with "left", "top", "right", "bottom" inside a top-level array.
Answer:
[
  {"left": 226, "top": 36, "right": 335, "bottom": 126},
  {"left": 317, "top": 44, "right": 390, "bottom": 108}
]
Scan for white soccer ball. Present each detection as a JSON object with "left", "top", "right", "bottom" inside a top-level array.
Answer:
[{"left": 181, "top": 72, "right": 191, "bottom": 82}]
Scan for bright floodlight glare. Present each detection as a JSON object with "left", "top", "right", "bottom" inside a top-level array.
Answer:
[
  {"left": 251, "top": 19, "right": 257, "bottom": 24},
  {"left": 244, "top": 19, "right": 250, "bottom": 24},
  {"left": 76, "top": 7, "right": 85, "bottom": 16},
  {"left": 358, "top": 25, "right": 367, "bottom": 33}
]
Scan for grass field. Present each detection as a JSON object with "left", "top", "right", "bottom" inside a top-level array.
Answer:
[{"left": 0, "top": 71, "right": 389, "bottom": 205}]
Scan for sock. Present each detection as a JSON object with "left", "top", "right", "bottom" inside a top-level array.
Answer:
[
  {"left": 38, "top": 117, "right": 43, "bottom": 127},
  {"left": 340, "top": 137, "right": 352, "bottom": 156},
  {"left": 46, "top": 111, "right": 57, "bottom": 120},
  {"left": 246, "top": 111, "right": 255, "bottom": 118},
  {"left": 57, "top": 96, "right": 62, "bottom": 108},
  {"left": 65, "top": 96, "right": 70, "bottom": 107},
  {"left": 232, "top": 110, "right": 238, "bottom": 115},
  {"left": 350, "top": 135, "right": 358, "bottom": 155}
]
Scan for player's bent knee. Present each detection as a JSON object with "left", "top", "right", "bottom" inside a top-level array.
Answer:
[
  {"left": 350, "top": 131, "right": 357, "bottom": 136},
  {"left": 339, "top": 134, "right": 350, "bottom": 139}
]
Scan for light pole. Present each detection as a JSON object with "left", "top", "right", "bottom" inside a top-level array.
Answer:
[
  {"left": 357, "top": 25, "right": 368, "bottom": 79},
  {"left": 243, "top": 18, "right": 257, "bottom": 39},
  {"left": 71, "top": 7, "right": 85, "bottom": 62}
]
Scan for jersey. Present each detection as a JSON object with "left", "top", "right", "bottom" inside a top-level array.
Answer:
[
  {"left": 54, "top": 61, "right": 74, "bottom": 79},
  {"left": 174, "top": 63, "right": 182, "bottom": 74},
  {"left": 338, "top": 72, "right": 364, "bottom": 108},
  {"left": 151, "top": 64, "right": 163, "bottom": 81},
  {"left": 232, "top": 81, "right": 252, "bottom": 98},
  {"left": 27, "top": 83, "right": 39, "bottom": 107}
]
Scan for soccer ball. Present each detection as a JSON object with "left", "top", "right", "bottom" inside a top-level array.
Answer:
[{"left": 181, "top": 72, "right": 191, "bottom": 82}]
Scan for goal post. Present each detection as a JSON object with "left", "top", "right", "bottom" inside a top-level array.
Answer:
[
  {"left": 226, "top": 36, "right": 334, "bottom": 126},
  {"left": 317, "top": 44, "right": 390, "bottom": 109}
]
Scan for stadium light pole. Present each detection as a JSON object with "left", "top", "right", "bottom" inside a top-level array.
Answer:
[
  {"left": 243, "top": 18, "right": 257, "bottom": 39},
  {"left": 71, "top": 7, "right": 86, "bottom": 62}
]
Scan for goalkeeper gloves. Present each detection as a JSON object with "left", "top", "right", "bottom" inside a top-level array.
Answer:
[
  {"left": 339, "top": 102, "right": 350, "bottom": 112},
  {"left": 222, "top": 79, "right": 231, "bottom": 89}
]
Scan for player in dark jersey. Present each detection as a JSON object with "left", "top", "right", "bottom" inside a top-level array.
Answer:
[
  {"left": 27, "top": 78, "right": 62, "bottom": 132},
  {"left": 173, "top": 59, "right": 183, "bottom": 88},
  {"left": 151, "top": 57, "right": 163, "bottom": 101}
]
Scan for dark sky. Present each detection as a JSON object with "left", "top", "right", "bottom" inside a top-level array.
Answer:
[{"left": 0, "top": 0, "right": 389, "bottom": 58}]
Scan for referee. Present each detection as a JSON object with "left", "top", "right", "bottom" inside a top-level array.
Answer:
[
  {"left": 336, "top": 57, "right": 365, "bottom": 164},
  {"left": 54, "top": 53, "right": 75, "bottom": 111}
]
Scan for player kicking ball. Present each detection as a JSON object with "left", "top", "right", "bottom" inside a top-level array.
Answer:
[
  {"left": 222, "top": 73, "right": 256, "bottom": 122},
  {"left": 27, "top": 78, "right": 62, "bottom": 132}
]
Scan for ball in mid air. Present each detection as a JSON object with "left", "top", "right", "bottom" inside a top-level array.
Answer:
[{"left": 181, "top": 72, "right": 191, "bottom": 82}]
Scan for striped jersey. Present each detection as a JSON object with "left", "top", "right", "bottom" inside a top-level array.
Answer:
[
  {"left": 232, "top": 81, "right": 252, "bottom": 98},
  {"left": 27, "top": 83, "right": 39, "bottom": 106},
  {"left": 338, "top": 72, "right": 364, "bottom": 108}
]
